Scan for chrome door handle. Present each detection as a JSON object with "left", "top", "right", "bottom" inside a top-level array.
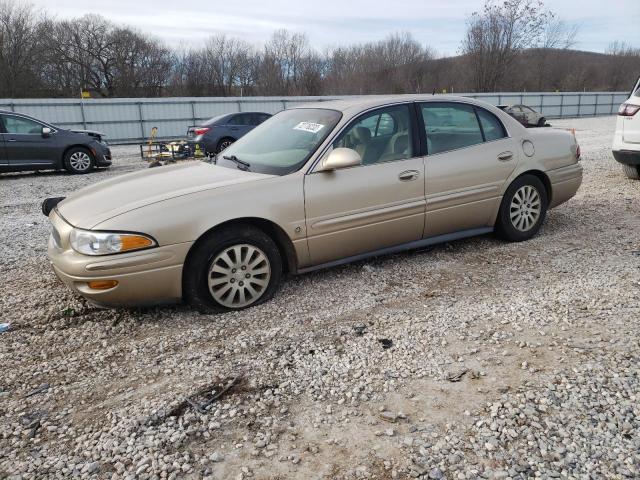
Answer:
[
  {"left": 498, "top": 151, "right": 513, "bottom": 161},
  {"left": 7, "top": 138, "right": 17, "bottom": 142},
  {"left": 398, "top": 170, "right": 420, "bottom": 181}
]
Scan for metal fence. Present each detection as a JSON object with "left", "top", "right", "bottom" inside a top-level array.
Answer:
[{"left": 0, "top": 92, "right": 628, "bottom": 144}]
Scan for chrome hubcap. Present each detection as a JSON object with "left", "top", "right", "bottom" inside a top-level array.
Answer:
[
  {"left": 69, "top": 152, "right": 91, "bottom": 171},
  {"left": 510, "top": 185, "right": 541, "bottom": 232},
  {"left": 208, "top": 244, "right": 271, "bottom": 308}
]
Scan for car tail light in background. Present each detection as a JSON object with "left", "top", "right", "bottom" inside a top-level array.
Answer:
[
  {"left": 618, "top": 103, "right": 640, "bottom": 116},
  {"left": 193, "top": 127, "right": 210, "bottom": 135}
]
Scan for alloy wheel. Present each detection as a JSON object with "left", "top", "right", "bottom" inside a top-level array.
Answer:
[
  {"left": 69, "top": 151, "right": 92, "bottom": 171},
  {"left": 509, "top": 185, "right": 541, "bottom": 232},
  {"left": 207, "top": 244, "right": 271, "bottom": 308}
]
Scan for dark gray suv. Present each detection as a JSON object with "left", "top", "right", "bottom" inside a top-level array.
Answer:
[
  {"left": 187, "top": 112, "right": 271, "bottom": 154},
  {"left": 0, "top": 110, "right": 112, "bottom": 174}
]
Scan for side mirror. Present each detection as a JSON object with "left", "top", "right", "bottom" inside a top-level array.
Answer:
[
  {"left": 318, "top": 148, "right": 361, "bottom": 172},
  {"left": 42, "top": 127, "right": 52, "bottom": 137}
]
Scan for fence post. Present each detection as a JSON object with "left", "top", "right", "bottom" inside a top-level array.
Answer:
[
  {"left": 237, "top": 100, "right": 242, "bottom": 112},
  {"left": 137, "top": 102, "right": 145, "bottom": 139},
  {"left": 594, "top": 93, "right": 598, "bottom": 117},
  {"left": 79, "top": 101, "right": 87, "bottom": 130},
  {"left": 559, "top": 93, "right": 563, "bottom": 117},
  {"left": 577, "top": 93, "right": 582, "bottom": 117},
  {"left": 9, "top": 102, "right": 15, "bottom": 112},
  {"left": 281, "top": 99, "right": 287, "bottom": 111},
  {"left": 190, "top": 101, "right": 196, "bottom": 126}
]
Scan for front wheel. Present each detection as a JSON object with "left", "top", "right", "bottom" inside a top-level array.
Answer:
[
  {"left": 622, "top": 164, "right": 640, "bottom": 180},
  {"left": 64, "top": 147, "right": 94, "bottom": 174},
  {"left": 496, "top": 175, "right": 548, "bottom": 242},
  {"left": 183, "top": 226, "right": 283, "bottom": 312}
]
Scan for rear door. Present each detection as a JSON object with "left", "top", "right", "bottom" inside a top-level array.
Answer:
[
  {"left": 227, "top": 114, "right": 253, "bottom": 138},
  {"left": 1, "top": 114, "right": 57, "bottom": 167},
  {"left": 421, "top": 102, "right": 518, "bottom": 237}
]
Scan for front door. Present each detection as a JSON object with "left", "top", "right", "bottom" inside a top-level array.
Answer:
[
  {"left": 420, "top": 102, "right": 518, "bottom": 237},
  {"left": 0, "top": 118, "right": 7, "bottom": 166},
  {"left": 304, "top": 104, "right": 426, "bottom": 265},
  {"left": 1, "top": 114, "right": 57, "bottom": 167}
]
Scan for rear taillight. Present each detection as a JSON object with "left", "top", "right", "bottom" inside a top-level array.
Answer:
[
  {"left": 618, "top": 103, "right": 640, "bottom": 116},
  {"left": 193, "top": 127, "right": 210, "bottom": 135}
]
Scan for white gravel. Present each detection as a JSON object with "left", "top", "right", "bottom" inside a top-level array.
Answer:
[{"left": 0, "top": 117, "right": 638, "bottom": 479}]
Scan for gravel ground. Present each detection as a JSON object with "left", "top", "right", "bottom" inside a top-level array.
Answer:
[{"left": 0, "top": 116, "right": 638, "bottom": 479}]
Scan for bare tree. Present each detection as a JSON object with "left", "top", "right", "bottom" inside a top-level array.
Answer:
[
  {"left": 0, "top": 1, "right": 47, "bottom": 97},
  {"left": 461, "top": 0, "right": 556, "bottom": 92}
]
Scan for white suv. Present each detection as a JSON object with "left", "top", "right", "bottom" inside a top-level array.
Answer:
[{"left": 613, "top": 76, "right": 640, "bottom": 179}]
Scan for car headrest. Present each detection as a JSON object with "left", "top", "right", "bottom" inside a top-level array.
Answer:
[
  {"left": 394, "top": 134, "right": 409, "bottom": 154},
  {"left": 353, "top": 127, "right": 371, "bottom": 143}
]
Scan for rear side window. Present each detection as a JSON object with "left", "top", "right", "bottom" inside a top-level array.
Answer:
[
  {"left": 228, "top": 114, "right": 251, "bottom": 126},
  {"left": 476, "top": 108, "right": 507, "bottom": 142},
  {"left": 421, "top": 103, "right": 483, "bottom": 154}
]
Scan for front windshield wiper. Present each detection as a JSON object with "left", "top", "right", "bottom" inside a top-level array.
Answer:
[{"left": 223, "top": 155, "right": 251, "bottom": 171}]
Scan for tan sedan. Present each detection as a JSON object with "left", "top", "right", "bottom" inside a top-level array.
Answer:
[{"left": 44, "top": 96, "right": 583, "bottom": 311}]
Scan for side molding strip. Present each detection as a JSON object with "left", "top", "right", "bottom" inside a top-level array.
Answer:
[{"left": 297, "top": 227, "right": 494, "bottom": 274}]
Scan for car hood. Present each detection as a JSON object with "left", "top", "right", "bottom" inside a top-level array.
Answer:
[{"left": 57, "top": 161, "right": 272, "bottom": 229}]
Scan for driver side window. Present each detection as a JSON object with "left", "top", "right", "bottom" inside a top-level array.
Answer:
[
  {"left": 3, "top": 115, "right": 43, "bottom": 134},
  {"left": 332, "top": 105, "right": 414, "bottom": 166}
]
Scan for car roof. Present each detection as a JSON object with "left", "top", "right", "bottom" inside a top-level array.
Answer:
[
  {"left": 291, "top": 95, "right": 502, "bottom": 115},
  {"left": 205, "top": 111, "right": 271, "bottom": 125}
]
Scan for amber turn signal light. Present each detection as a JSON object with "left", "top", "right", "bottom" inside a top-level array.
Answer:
[{"left": 87, "top": 280, "right": 119, "bottom": 290}]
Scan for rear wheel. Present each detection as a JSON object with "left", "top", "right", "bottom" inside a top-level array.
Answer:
[
  {"left": 496, "top": 174, "right": 548, "bottom": 242},
  {"left": 64, "top": 147, "right": 94, "bottom": 174},
  {"left": 622, "top": 164, "right": 640, "bottom": 180},
  {"left": 184, "top": 226, "right": 283, "bottom": 312},
  {"left": 216, "top": 138, "right": 235, "bottom": 154}
]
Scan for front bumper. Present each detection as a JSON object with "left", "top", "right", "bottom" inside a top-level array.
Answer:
[
  {"left": 612, "top": 150, "right": 640, "bottom": 166},
  {"left": 47, "top": 210, "right": 192, "bottom": 307}
]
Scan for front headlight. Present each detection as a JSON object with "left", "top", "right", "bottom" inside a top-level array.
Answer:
[{"left": 70, "top": 229, "right": 156, "bottom": 256}]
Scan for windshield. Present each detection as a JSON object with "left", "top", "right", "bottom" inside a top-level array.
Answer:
[{"left": 214, "top": 108, "right": 342, "bottom": 175}]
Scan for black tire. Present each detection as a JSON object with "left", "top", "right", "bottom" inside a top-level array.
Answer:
[
  {"left": 537, "top": 117, "right": 546, "bottom": 127},
  {"left": 216, "top": 138, "right": 235, "bottom": 154},
  {"left": 183, "top": 225, "right": 283, "bottom": 312},
  {"left": 622, "top": 164, "right": 640, "bottom": 180},
  {"left": 63, "top": 147, "right": 94, "bottom": 174},
  {"left": 496, "top": 174, "right": 548, "bottom": 242}
]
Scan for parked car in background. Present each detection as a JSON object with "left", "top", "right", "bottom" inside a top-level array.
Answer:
[
  {"left": 44, "top": 96, "right": 582, "bottom": 312},
  {"left": 612, "top": 76, "right": 640, "bottom": 179},
  {"left": 498, "top": 104, "right": 547, "bottom": 127},
  {"left": 0, "top": 110, "right": 111, "bottom": 174},
  {"left": 187, "top": 112, "right": 271, "bottom": 154}
]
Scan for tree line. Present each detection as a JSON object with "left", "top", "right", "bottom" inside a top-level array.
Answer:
[{"left": 0, "top": 0, "right": 638, "bottom": 99}]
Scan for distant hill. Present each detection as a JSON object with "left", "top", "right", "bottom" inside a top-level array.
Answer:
[{"left": 424, "top": 48, "right": 640, "bottom": 93}]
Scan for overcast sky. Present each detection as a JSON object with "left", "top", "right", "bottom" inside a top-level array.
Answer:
[{"left": 32, "top": 0, "right": 639, "bottom": 55}]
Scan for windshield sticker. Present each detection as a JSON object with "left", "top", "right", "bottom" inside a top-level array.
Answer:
[{"left": 294, "top": 122, "right": 324, "bottom": 134}]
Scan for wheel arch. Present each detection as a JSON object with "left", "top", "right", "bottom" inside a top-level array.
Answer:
[
  {"left": 62, "top": 144, "right": 95, "bottom": 164},
  {"left": 182, "top": 217, "right": 298, "bottom": 288},
  {"left": 514, "top": 169, "right": 552, "bottom": 204}
]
